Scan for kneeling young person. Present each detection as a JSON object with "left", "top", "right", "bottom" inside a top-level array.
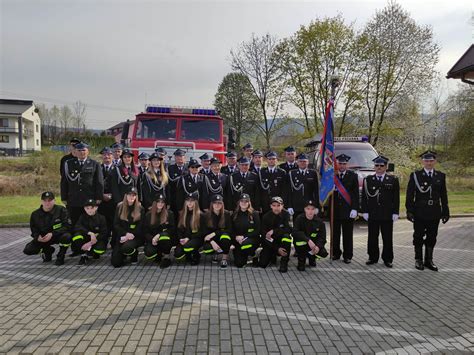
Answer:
[
  {"left": 24, "top": 191, "right": 72, "bottom": 266},
  {"left": 292, "top": 199, "right": 328, "bottom": 271},
  {"left": 174, "top": 193, "right": 206, "bottom": 265},
  {"left": 231, "top": 194, "right": 261, "bottom": 268},
  {"left": 143, "top": 194, "right": 176, "bottom": 269},
  {"left": 259, "top": 196, "right": 292, "bottom": 273},
  {"left": 111, "top": 187, "right": 145, "bottom": 267},
  {"left": 71, "top": 199, "right": 108, "bottom": 265},
  {"left": 201, "top": 195, "right": 232, "bottom": 269}
]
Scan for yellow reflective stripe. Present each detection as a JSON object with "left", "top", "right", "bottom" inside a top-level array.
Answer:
[
  {"left": 72, "top": 235, "right": 84, "bottom": 241},
  {"left": 159, "top": 236, "right": 170, "bottom": 241},
  {"left": 130, "top": 224, "right": 136, "bottom": 229},
  {"left": 202, "top": 248, "right": 214, "bottom": 254},
  {"left": 220, "top": 234, "right": 231, "bottom": 240},
  {"left": 281, "top": 237, "right": 293, "bottom": 243},
  {"left": 192, "top": 229, "right": 198, "bottom": 233},
  {"left": 247, "top": 228, "right": 254, "bottom": 233},
  {"left": 145, "top": 253, "right": 157, "bottom": 260},
  {"left": 93, "top": 249, "right": 106, "bottom": 255},
  {"left": 53, "top": 223, "right": 62, "bottom": 230},
  {"left": 241, "top": 244, "right": 252, "bottom": 250},
  {"left": 123, "top": 248, "right": 136, "bottom": 256},
  {"left": 310, "top": 233, "right": 317, "bottom": 238},
  {"left": 175, "top": 254, "right": 185, "bottom": 260},
  {"left": 59, "top": 243, "right": 70, "bottom": 247},
  {"left": 183, "top": 247, "right": 194, "bottom": 252},
  {"left": 295, "top": 241, "right": 307, "bottom": 246}
]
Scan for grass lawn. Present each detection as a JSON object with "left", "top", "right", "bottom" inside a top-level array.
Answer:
[{"left": 0, "top": 192, "right": 472, "bottom": 225}]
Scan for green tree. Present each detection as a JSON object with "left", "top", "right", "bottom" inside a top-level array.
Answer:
[
  {"left": 359, "top": 1, "right": 440, "bottom": 146},
  {"left": 214, "top": 72, "right": 261, "bottom": 148},
  {"left": 450, "top": 86, "right": 474, "bottom": 164}
]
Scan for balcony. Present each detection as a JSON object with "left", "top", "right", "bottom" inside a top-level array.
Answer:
[{"left": 0, "top": 127, "right": 34, "bottom": 137}]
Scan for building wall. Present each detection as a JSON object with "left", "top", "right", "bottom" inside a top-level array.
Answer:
[{"left": 0, "top": 105, "right": 41, "bottom": 152}]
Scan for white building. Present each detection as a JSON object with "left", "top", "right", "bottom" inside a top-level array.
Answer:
[{"left": 0, "top": 99, "right": 41, "bottom": 155}]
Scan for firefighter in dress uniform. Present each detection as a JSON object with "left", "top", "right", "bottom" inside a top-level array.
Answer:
[
  {"left": 177, "top": 158, "right": 208, "bottom": 211},
  {"left": 137, "top": 152, "right": 150, "bottom": 175},
  {"left": 279, "top": 146, "right": 298, "bottom": 173},
  {"left": 60, "top": 142, "right": 104, "bottom": 226},
  {"left": 203, "top": 157, "right": 229, "bottom": 208},
  {"left": 71, "top": 199, "right": 108, "bottom": 265},
  {"left": 287, "top": 153, "right": 319, "bottom": 221},
  {"left": 139, "top": 152, "right": 168, "bottom": 211},
  {"left": 167, "top": 149, "right": 188, "bottom": 216},
  {"left": 221, "top": 151, "right": 239, "bottom": 176},
  {"left": 199, "top": 153, "right": 212, "bottom": 175},
  {"left": 111, "top": 142, "right": 123, "bottom": 167},
  {"left": 24, "top": 192, "right": 72, "bottom": 266},
  {"left": 59, "top": 137, "right": 80, "bottom": 178},
  {"left": 406, "top": 150, "right": 449, "bottom": 271},
  {"left": 259, "top": 196, "right": 293, "bottom": 273},
  {"left": 98, "top": 147, "right": 115, "bottom": 242},
  {"left": 292, "top": 199, "right": 328, "bottom": 271},
  {"left": 251, "top": 150, "right": 264, "bottom": 174},
  {"left": 109, "top": 148, "right": 139, "bottom": 205},
  {"left": 332, "top": 154, "right": 359, "bottom": 264},
  {"left": 228, "top": 157, "right": 261, "bottom": 212},
  {"left": 361, "top": 156, "right": 400, "bottom": 268},
  {"left": 258, "top": 151, "right": 288, "bottom": 214}
]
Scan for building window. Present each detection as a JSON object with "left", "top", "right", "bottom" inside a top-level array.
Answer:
[
  {"left": 36, "top": 139, "right": 39, "bottom": 146},
  {"left": 0, "top": 135, "right": 9, "bottom": 143},
  {"left": 0, "top": 119, "right": 9, "bottom": 127},
  {"left": 36, "top": 124, "right": 39, "bottom": 133}
]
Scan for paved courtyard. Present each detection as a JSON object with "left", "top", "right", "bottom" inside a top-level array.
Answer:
[{"left": 0, "top": 218, "right": 473, "bottom": 354}]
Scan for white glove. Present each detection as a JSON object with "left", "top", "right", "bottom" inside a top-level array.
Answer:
[
  {"left": 362, "top": 213, "right": 369, "bottom": 221},
  {"left": 287, "top": 208, "right": 294, "bottom": 216},
  {"left": 349, "top": 209, "right": 357, "bottom": 219},
  {"left": 392, "top": 214, "right": 399, "bottom": 222}
]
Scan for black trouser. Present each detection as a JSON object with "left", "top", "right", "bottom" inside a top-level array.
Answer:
[
  {"left": 333, "top": 219, "right": 353, "bottom": 260},
  {"left": 202, "top": 232, "right": 232, "bottom": 255},
  {"left": 292, "top": 231, "right": 328, "bottom": 259},
  {"left": 174, "top": 238, "right": 203, "bottom": 260},
  {"left": 71, "top": 233, "right": 107, "bottom": 257},
  {"left": 111, "top": 238, "right": 141, "bottom": 267},
  {"left": 68, "top": 206, "right": 84, "bottom": 226},
  {"left": 144, "top": 233, "right": 175, "bottom": 260},
  {"left": 98, "top": 201, "right": 116, "bottom": 243},
  {"left": 23, "top": 233, "right": 71, "bottom": 256},
  {"left": 367, "top": 220, "right": 393, "bottom": 263},
  {"left": 413, "top": 219, "right": 440, "bottom": 249},
  {"left": 233, "top": 237, "right": 259, "bottom": 267},
  {"left": 259, "top": 234, "right": 292, "bottom": 268}
]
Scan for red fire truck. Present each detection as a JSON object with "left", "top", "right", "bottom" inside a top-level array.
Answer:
[{"left": 120, "top": 105, "right": 235, "bottom": 162}]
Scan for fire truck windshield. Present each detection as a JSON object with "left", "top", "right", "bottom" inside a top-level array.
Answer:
[
  {"left": 136, "top": 119, "right": 177, "bottom": 140},
  {"left": 180, "top": 119, "right": 220, "bottom": 142}
]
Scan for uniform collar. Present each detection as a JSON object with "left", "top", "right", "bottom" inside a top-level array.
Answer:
[
  {"left": 423, "top": 168, "right": 434, "bottom": 175},
  {"left": 375, "top": 173, "right": 385, "bottom": 180}
]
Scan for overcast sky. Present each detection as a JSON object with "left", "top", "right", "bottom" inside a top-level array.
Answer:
[{"left": 1, "top": 0, "right": 472, "bottom": 130}]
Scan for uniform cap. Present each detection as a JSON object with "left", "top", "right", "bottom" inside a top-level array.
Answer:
[
  {"left": 297, "top": 153, "right": 309, "bottom": 161},
  {"left": 173, "top": 148, "right": 186, "bottom": 157},
  {"left": 211, "top": 194, "right": 224, "bottom": 203},
  {"left": 41, "top": 191, "right": 55, "bottom": 200},
  {"left": 155, "top": 193, "right": 166, "bottom": 202},
  {"left": 149, "top": 152, "right": 163, "bottom": 160},
  {"left": 242, "top": 143, "right": 253, "bottom": 150},
  {"left": 239, "top": 193, "right": 251, "bottom": 201},
  {"left": 74, "top": 142, "right": 89, "bottom": 150},
  {"left": 188, "top": 158, "right": 201, "bottom": 168},
  {"left": 238, "top": 157, "right": 251, "bottom": 165},
  {"left": 372, "top": 155, "right": 389, "bottom": 165},
  {"left": 155, "top": 147, "right": 167, "bottom": 155},
  {"left": 270, "top": 196, "right": 284, "bottom": 205},
  {"left": 185, "top": 192, "right": 199, "bottom": 201},
  {"left": 304, "top": 199, "right": 318, "bottom": 208},
  {"left": 121, "top": 148, "right": 134, "bottom": 157},
  {"left": 126, "top": 186, "right": 138, "bottom": 195},
  {"left": 265, "top": 151, "right": 278, "bottom": 158},
  {"left": 111, "top": 143, "right": 124, "bottom": 150},
  {"left": 419, "top": 150, "right": 437, "bottom": 160},
  {"left": 336, "top": 154, "right": 351, "bottom": 163},
  {"left": 251, "top": 150, "right": 263, "bottom": 157},
  {"left": 284, "top": 146, "right": 296, "bottom": 153},
  {"left": 138, "top": 152, "right": 150, "bottom": 160},
  {"left": 226, "top": 151, "right": 237, "bottom": 158},
  {"left": 100, "top": 147, "right": 113, "bottom": 155},
  {"left": 84, "top": 199, "right": 97, "bottom": 207},
  {"left": 210, "top": 157, "right": 221, "bottom": 165},
  {"left": 199, "top": 153, "right": 211, "bottom": 161},
  {"left": 69, "top": 137, "right": 81, "bottom": 144}
]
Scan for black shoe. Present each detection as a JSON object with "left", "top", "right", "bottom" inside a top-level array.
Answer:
[
  {"left": 55, "top": 255, "right": 65, "bottom": 266},
  {"left": 384, "top": 262, "right": 393, "bottom": 268},
  {"left": 415, "top": 259, "right": 424, "bottom": 270},
  {"left": 332, "top": 256, "right": 340, "bottom": 261},
  {"left": 78, "top": 255, "right": 88, "bottom": 265},
  {"left": 68, "top": 251, "right": 81, "bottom": 257},
  {"left": 156, "top": 254, "right": 162, "bottom": 264},
  {"left": 343, "top": 258, "right": 351, "bottom": 264},
  {"left": 424, "top": 260, "right": 438, "bottom": 271},
  {"left": 308, "top": 255, "right": 316, "bottom": 267},
  {"left": 424, "top": 247, "right": 438, "bottom": 271},
  {"left": 251, "top": 257, "right": 259, "bottom": 268},
  {"left": 279, "top": 257, "right": 289, "bottom": 273},
  {"left": 212, "top": 254, "right": 219, "bottom": 264},
  {"left": 160, "top": 258, "right": 171, "bottom": 269},
  {"left": 130, "top": 251, "right": 138, "bottom": 264},
  {"left": 92, "top": 252, "right": 100, "bottom": 259},
  {"left": 190, "top": 252, "right": 200, "bottom": 266},
  {"left": 366, "top": 260, "right": 377, "bottom": 265},
  {"left": 297, "top": 257, "right": 306, "bottom": 272},
  {"left": 42, "top": 246, "right": 55, "bottom": 262},
  {"left": 220, "top": 259, "right": 228, "bottom": 269}
]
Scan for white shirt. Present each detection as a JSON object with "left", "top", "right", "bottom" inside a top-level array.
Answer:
[
  {"left": 424, "top": 168, "right": 434, "bottom": 176},
  {"left": 375, "top": 173, "right": 385, "bottom": 181}
]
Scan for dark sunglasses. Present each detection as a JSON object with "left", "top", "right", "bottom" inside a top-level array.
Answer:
[{"left": 374, "top": 164, "right": 386, "bottom": 167}]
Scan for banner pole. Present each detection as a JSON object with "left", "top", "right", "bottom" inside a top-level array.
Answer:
[{"left": 329, "top": 77, "right": 339, "bottom": 265}]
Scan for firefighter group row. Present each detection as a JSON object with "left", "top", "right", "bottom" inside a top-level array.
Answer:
[{"left": 24, "top": 139, "right": 450, "bottom": 272}]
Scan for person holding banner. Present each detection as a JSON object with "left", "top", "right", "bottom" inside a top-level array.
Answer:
[
  {"left": 332, "top": 154, "right": 359, "bottom": 264},
  {"left": 361, "top": 156, "right": 400, "bottom": 268}
]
